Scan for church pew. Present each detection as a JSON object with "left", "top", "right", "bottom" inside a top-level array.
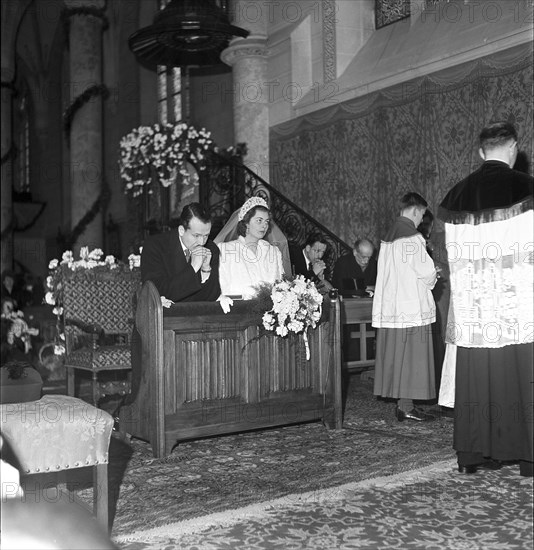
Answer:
[{"left": 120, "top": 281, "right": 342, "bottom": 458}]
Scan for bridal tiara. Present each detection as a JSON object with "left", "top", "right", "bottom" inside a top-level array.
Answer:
[{"left": 238, "top": 196, "right": 269, "bottom": 221}]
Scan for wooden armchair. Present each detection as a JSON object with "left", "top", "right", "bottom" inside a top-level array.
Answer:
[{"left": 62, "top": 273, "right": 140, "bottom": 406}]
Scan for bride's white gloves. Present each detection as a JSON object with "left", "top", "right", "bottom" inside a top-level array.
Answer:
[{"left": 217, "top": 295, "right": 234, "bottom": 314}]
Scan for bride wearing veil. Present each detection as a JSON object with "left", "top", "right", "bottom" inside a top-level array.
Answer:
[{"left": 215, "top": 197, "right": 291, "bottom": 299}]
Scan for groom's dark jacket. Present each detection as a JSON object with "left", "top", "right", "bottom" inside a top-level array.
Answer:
[{"left": 141, "top": 230, "right": 221, "bottom": 302}]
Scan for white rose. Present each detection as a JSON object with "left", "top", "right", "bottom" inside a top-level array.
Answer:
[
  {"left": 54, "top": 345, "right": 66, "bottom": 356},
  {"left": 45, "top": 292, "right": 55, "bottom": 305},
  {"left": 62, "top": 251, "right": 73, "bottom": 263}
]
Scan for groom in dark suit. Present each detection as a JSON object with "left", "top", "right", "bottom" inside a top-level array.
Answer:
[
  {"left": 141, "top": 202, "right": 221, "bottom": 302},
  {"left": 124, "top": 203, "right": 221, "bottom": 407}
]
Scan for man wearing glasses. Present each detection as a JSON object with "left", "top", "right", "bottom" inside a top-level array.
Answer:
[{"left": 333, "top": 238, "right": 377, "bottom": 296}]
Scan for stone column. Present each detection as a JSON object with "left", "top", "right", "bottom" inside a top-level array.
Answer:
[
  {"left": 0, "top": 0, "right": 30, "bottom": 272},
  {"left": 0, "top": 69, "right": 15, "bottom": 273},
  {"left": 221, "top": 1, "right": 270, "bottom": 182},
  {"left": 64, "top": 0, "right": 105, "bottom": 253}
]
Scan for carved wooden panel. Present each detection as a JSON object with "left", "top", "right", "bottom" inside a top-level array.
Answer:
[
  {"left": 258, "top": 333, "right": 312, "bottom": 395},
  {"left": 172, "top": 329, "right": 246, "bottom": 404}
]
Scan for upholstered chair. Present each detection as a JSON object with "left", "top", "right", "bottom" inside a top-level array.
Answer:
[
  {"left": 1, "top": 394, "right": 114, "bottom": 530},
  {"left": 62, "top": 273, "right": 140, "bottom": 406}
]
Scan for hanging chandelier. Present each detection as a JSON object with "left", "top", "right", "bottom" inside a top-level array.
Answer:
[{"left": 129, "top": 0, "right": 249, "bottom": 69}]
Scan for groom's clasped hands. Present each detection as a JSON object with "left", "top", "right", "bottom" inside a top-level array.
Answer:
[{"left": 189, "top": 245, "right": 212, "bottom": 273}]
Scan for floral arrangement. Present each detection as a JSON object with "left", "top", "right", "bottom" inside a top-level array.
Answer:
[
  {"left": 45, "top": 247, "right": 141, "bottom": 355},
  {"left": 119, "top": 122, "right": 213, "bottom": 197},
  {"left": 1, "top": 307, "right": 39, "bottom": 355},
  {"left": 259, "top": 275, "right": 323, "bottom": 360}
]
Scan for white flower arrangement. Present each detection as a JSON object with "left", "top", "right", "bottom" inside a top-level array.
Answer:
[
  {"left": 128, "top": 249, "right": 142, "bottom": 270},
  {"left": 1, "top": 309, "right": 39, "bottom": 354},
  {"left": 119, "top": 122, "right": 213, "bottom": 197},
  {"left": 261, "top": 275, "right": 323, "bottom": 360}
]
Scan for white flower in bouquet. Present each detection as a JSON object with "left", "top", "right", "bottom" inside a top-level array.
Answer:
[{"left": 262, "top": 312, "right": 275, "bottom": 329}]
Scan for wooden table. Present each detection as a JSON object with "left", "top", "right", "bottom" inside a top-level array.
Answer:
[{"left": 340, "top": 297, "right": 375, "bottom": 372}]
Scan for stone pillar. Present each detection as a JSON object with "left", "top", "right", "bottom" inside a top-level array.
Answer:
[
  {"left": 64, "top": 0, "right": 105, "bottom": 253},
  {"left": 0, "top": 0, "right": 30, "bottom": 272},
  {"left": 221, "top": 1, "right": 270, "bottom": 182},
  {"left": 0, "top": 69, "right": 15, "bottom": 273}
]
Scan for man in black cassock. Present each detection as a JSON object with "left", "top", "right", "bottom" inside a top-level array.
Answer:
[{"left": 439, "top": 121, "right": 533, "bottom": 476}]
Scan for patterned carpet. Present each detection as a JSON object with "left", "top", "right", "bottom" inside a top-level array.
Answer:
[
  {"left": 114, "top": 460, "right": 533, "bottom": 550},
  {"left": 107, "top": 375, "right": 459, "bottom": 540}
]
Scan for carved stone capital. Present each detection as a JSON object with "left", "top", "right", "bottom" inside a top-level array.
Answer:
[{"left": 221, "top": 37, "right": 269, "bottom": 67}]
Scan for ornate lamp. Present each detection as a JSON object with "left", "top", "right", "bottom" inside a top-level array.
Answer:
[{"left": 129, "top": 0, "right": 249, "bottom": 69}]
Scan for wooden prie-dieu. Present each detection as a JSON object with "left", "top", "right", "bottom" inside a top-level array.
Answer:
[{"left": 119, "top": 281, "right": 343, "bottom": 458}]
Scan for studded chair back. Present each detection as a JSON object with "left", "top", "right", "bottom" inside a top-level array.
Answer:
[{"left": 62, "top": 272, "right": 141, "bottom": 406}]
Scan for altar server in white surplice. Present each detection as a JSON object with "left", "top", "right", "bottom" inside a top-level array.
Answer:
[{"left": 217, "top": 197, "right": 285, "bottom": 300}]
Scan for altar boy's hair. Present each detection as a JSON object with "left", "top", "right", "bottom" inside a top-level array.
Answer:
[{"left": 400, "top": 192, "right": 428, "bottom": 211}]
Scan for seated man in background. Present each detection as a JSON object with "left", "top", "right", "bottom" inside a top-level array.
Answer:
[
  {"left": 333, "top": 238, "right": 377, "bottom": 296},
  {"left": 333, "top": 238, "right": 377, "bottom": 366},
  {"left": 289, "top": 233, "right": 333, "bottom": 294}
]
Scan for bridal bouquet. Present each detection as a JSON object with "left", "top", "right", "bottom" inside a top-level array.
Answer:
[{"left": 261, "top": 275, "right": 323, "bottom": 360}]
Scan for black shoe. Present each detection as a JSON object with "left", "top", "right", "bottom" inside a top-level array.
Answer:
[
  {"left": 395, "top": 407, "right": 435, "bottom": 422},
  {"left": 519, "top": 461, "right": 534, "bottom": 477},
  {"left": 482, "top": 459, "right": 503, "bottom": 471},
  {"left": 458, "top": 460, "right": 503, "bottom": 474},
  {"left": 458, "top": 464, "right": 478, "bottom": 474}
]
